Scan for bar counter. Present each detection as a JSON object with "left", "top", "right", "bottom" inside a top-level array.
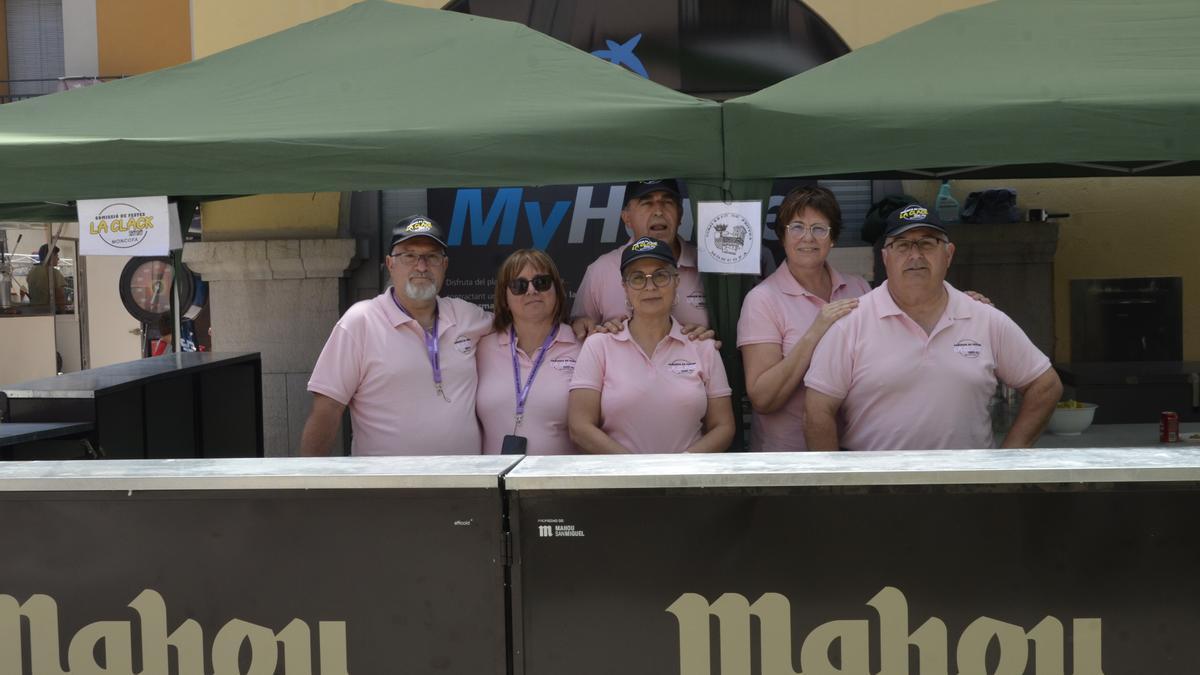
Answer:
[
  {"left": 504, "top": 448, "right": 1200, "bottom": 675},
  {"left": 0, "top": 456, "right": 516, "bottom": 675},
  {"left": 0, "top": 352, "right": 263, "bottom": 459},
  {"left": 4, "top": 450, "right": 1199, "bottom": 674},
  {"left": 0, "top": 351, "right": 259, "bottom": 399}
]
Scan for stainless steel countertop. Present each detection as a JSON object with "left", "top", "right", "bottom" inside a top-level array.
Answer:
[
  {"left": 0, "top": 352, "right": 259, "bottom": 398},
  {"left": 6, "top": 447, "right": 1200, "bottom": 493},
  {"left": 0, "top": 456, "right": 520, "bottom": 491},
  {"left": 1032, "top": 423, "right": 1200, "bottom": 449},
  {"left": 505, "top": 447, "right": 1200, "bottom": 490},
  {"left": 0, "top": 421, "right": 94, "bottom": 447}
]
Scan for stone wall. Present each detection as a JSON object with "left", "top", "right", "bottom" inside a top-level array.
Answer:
[{"left": 184, "top": 239, "right": 355, "bottom": 456}]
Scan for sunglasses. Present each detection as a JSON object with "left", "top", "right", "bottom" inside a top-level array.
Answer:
[{"left": 507, "top": 274, "right": 554, "bottom": 295}]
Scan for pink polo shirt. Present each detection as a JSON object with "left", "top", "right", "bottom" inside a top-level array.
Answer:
[
  {"left": 737, "top": 264, "right": 871, "bottom": 452},
  {"left": 308, "top": 290, "right": 492, "bottom": 456},
  {"left": 570, "top": 319, "right": 731, "bottom": 453},
  {"left": 570, "top": 239, "right": 709, "bottom": 327},
  {"left": 476, "top": 325, "right": 581, "bottom": 455},
  {"left": 805, "top": 281, "right": 1052, "bottom": 451}
]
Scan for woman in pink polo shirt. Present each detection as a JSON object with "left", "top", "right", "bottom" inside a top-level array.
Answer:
[
  {"left": 476, "top": 249, "right": 581, "bottom": 455},
  {"left": 737, "top": 186, "right": 870, "bottom": 452},
  {"left": 569, "top": 237, "right": 734, "bottom": 454}
]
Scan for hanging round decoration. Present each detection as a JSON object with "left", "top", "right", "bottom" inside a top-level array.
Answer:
[{"left": 118, "top": 256, "right": 196, "bottom": 324}]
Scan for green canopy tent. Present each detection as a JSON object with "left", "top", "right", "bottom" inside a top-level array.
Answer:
[
  {"left": 723, "top": 0, "right": 1200, "bottom": 181},
  {"left": 0, "top": 0, "right": 742, "bottom": 440},
  {"left": 0, "top": 0, "right": 722, "bottom": 218},
  {"left": 706, "top": 0, "right": 1200, "bottom": 429}
]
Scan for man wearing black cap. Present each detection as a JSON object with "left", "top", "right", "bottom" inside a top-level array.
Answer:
[
  {"left": 803, "top": 203, "right": 1062, "bottom": 452},
  {"left": 27, "top": 243, "right": 67, "bottom": 311},
  {"left": 301, "top": 215, "right": 492, "bottom": 456},
  {"left": 570, "top": 179, "right": 709, "bottom": 338}
]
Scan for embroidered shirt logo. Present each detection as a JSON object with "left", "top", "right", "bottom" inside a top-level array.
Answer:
[
  {"left": 668, "top": 359, "right": 699, "bottom": 376},
  {"left": 454, "top": 336, "right": 476, "bottom": 355},
  {"left": 953, "top": 339, "right": 983, "bottom": 359}
]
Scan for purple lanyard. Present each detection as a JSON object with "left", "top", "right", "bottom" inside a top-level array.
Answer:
[
  {"left": 510, "top": 324, "right": 559, "bottom": 428},
  {"left": 392, "top": 290, "right": 447, "bottom": 401}
]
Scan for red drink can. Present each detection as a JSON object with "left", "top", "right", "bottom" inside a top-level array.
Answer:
[{"left": 1160, "top": 411, "right": 1180, "bottom": 443}]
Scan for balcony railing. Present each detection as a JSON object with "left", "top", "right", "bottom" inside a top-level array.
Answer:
[{"left": 0, "top": 76, "right": 124, "bottom": 104}]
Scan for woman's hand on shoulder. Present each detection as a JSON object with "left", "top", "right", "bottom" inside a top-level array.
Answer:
[
  {"left": 589, "top": 316, "right": 628, "bottom": 335},
  {"left": 809, "top": 298, "right": 859, "bottom": 337},
  {"left": 965, "top": 290, "right": 993, "bottom": 306},
  {"left": 681, "top": 324, "right": 720, "bottom": 349}
]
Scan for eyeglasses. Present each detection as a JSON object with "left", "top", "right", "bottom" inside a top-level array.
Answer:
[
  {"left": 389, "top": 251, "right": 446, "bottom": 266},
  {"left": 507, "top": 274, "right": 554, "bottom": 295},
  {"left": 784, "top": 223, "right": 831, "bottom": 240},
  {"left": 883, "top": 237, "right": 947, "bottom": 255},
  {"left": 624, "top": 269, "right": 678, "bottom": 290}
]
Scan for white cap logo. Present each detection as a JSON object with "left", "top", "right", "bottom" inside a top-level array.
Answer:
[
  {"left": 899, "top": 206, "right": 929, "bottom": 221},
  {"left": 631, "top": 238, "right": 658, "bottom": 252}
]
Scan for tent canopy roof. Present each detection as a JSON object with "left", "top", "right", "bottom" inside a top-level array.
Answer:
[
  {"left": 0, "top": 0, "right": 721, "bottom": 211},
  {"left": 723, "top": 0, "right": 1200, "bottom": 180}
]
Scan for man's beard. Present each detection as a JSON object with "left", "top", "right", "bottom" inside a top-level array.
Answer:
[{"left": 405, "top": 279, "right": 438, "bottom": 301}]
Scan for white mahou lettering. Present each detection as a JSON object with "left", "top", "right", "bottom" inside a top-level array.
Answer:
[
  {"left": 667, "top": 586, "right": 1104, "bottom": 675},
  {"left": 0, "top": 589, "right": 349, "bottom": 675}
]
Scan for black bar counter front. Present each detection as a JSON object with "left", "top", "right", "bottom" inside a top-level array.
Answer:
[
  {"left": 0, "top": 352, "right": 262, "bottom": 459},
  {"left": 3, "top": 449, "right": 1200, "bottom": 675},
  {"left": 0, "top": 456, "right": 516, "bottom": 675},
  {"left": 505, "top": 448, "right": 1200, "bottom": 675}
]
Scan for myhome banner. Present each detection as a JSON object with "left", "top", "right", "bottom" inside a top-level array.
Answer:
[
  {"left": 427, "top": 180, "right": 819, "bottom": 309},
  {"left": 427, "top": 183, "right": 696, "bottom": 307}
]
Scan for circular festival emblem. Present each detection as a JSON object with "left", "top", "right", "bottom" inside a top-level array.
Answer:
[
  {"left": 703, "top": 212, "right": 754, "bottom": 265},
  {"left": 91, "top": 203, "right": 155, "bottom": 249}
]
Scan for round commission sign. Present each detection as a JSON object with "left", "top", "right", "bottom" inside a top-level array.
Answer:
[
  {"left": 89, "top": 203, "right": 156, "bottom": 249},
  {"left": 703, "top": 212, "right": 754, "bottom": 265}
]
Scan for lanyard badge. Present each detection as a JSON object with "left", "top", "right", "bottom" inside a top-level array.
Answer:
[
  {"left": 510, "top": 324, "right": 559, "bottom": 431},
  {"left": 393, "top": 290, "right": 450, "bottom": 402}
]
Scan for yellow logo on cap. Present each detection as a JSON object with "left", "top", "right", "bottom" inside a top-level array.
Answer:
[
  {"left": 405, "top": 218, "right": 433, "bottom": 233},
  {"left": 631, "top": 238, "right": 657, "bottom": 252},
  {"left": 899, "top": 207, "right": 928, "bottom": 221}
]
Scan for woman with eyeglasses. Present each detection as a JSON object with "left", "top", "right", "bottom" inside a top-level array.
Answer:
[
  {"left": 569, "top": 237, "right": 734, "bottom": 454},
  {"left": 736, "top": 186, "right": 871, "bottom": 452},
  {"left": 476, "top": 249, "right": 581, "bottom": 455}
]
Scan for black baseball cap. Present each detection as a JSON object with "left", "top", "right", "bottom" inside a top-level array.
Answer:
[
  {"left": 623, "top": 179, "right": 681, "bottom": 207},
  {"left": 389, "top": 215, "right": 447, "bottom": 250},
  {"left": 884, "top": 203, "right": 948, "bottom": 238},
  {"left": 620, "top": 236, "right": 677, "bottom": 272},
  {"left": 36, "top": 244, "right": 59, "bottom": 263}
]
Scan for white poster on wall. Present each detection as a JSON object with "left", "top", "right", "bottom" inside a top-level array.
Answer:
[
  {"left": 168, "top": 202, "right": 183, "bottom": 251},
  {"left": 78, "top": 196, "right": 171, "bottom": 256},
  {"left": 696, "top": 200, "right": 762, "bottom": 274}
]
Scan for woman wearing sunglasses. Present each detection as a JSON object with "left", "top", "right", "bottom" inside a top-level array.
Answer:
[
  {"left": 476, "top": 249, "right": 580, "bottom": 454},
  {"left": 568, "top": 237, "right": 734, "bottom": 454}
]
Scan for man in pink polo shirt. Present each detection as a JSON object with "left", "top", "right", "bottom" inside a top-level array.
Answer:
[
  {"left": 570, "top": 179, "right": 709, "bottom": 338},
  {"left": 300, "top": 215, "right": 491, "bottom": 456},
  {"left": 804, "top": 203, "right": 1062, "bottom": 451}
]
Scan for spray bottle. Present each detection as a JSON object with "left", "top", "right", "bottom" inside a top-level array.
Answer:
[{"left": 935, "top": 180, "right": 960, "bottom": 224}]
